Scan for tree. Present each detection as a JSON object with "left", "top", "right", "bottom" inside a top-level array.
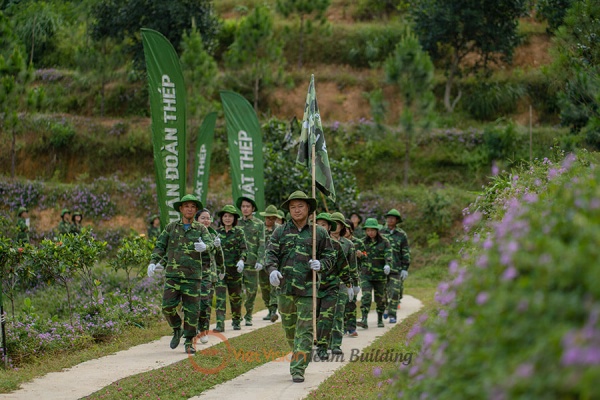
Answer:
[
  {"left": 276, "top": 0, "right": 330, "bottom": 68},
  {"left": 412, "top": 0, "right": 527, "bottom": 112},
  {"left": 535, "top": 0, "right": 574, "bottom": 32},
  {"left": 550, "top": 0, "right": 600, "bottom": 143},
  {"left": 384, "top": 28, "right": 435, "bottom": 186},
  {"left": 90, "top": 0, "right": 220, "bottom": 69},
  {"left": 225, "top": 5, "right": 283, "bottom": 112}
]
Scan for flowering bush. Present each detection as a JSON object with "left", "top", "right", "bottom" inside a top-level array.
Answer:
[{"left": 389, "top": 150, "right": 600, "bottom": 398}]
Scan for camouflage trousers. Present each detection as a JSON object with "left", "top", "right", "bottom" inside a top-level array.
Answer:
[
  {"left": 330, "top": 284, "right": 349, "bottom": 349},
  {"left": 258, "top": 269, "right": 277, "bottom": 313},
  {"left": 215, "top": 270, "right": 243, "bottom": 326},
  {"left": 386, "top": 273, "right": 404, "bottom": 318},
  {"left": 162, "top": 278, "right": 201, "bottom": 339},
  {"left": 279, "top": 294, "right": 314, "bottom": 377},
  {"left": 198, "top": 277, "right": 215, "bottom": 332},
  {"left": 360, "top": 278, "right": 387, "bottom": 317},
  {"left": 344, "top": 298, "right": 358, "bottom": 332},
  {"left": 243, "top": 269, "right": 259, "bottom": 321},
  {"left": 316, "top": 284, "right": 339, "bottom": 350}
]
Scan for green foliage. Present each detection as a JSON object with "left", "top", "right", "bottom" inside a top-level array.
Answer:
[
  {"left": 48, "top": 118, "right": 75, "bottom": 149},
  {"left": 421, "top": 190, "right": 452, "bottom": 235},
  {"left": 389, "top": 151, "right": 600, "bottom": 399},
  {"left": 482, "top": 121, "right": 519, "bottom": 162},
  {"left": 535, "top": 0, "right": 574, "bottom": 32},
  {"left": 353, "top": 0, "right": 406, "bottom": 21},
  {"left": 462, "top": 79, "right": 525, "bottom": 121}
]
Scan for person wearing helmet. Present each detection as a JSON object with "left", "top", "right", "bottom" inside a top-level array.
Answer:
[
  {"left": 356, "top": 218, "right": 392, "bottom": 329},
  {"left": 214, "top": 204, "right": 248, "bottom": 332},
  {"left": 16, "top": 206, "right": 30, "bottom": 244},
  {"left": 147, "top": 214, "right": 161, "bottom": 240},
  {"left": 71, "top": 211, "right": 83, "bottom": 234},
  {"left": 381, "top": 209, "right": 410, "bottom": 323},
  {"left": 259, "top": 204, "right": 282, "bottom": 322},
  {"left": 58, "top": 208, "right": 72, "bottom": 235},
  {"left": 147, "top": 194, "right": 217, "bottom": 354}
]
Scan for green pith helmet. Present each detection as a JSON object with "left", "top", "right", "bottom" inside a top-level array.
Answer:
[
  {"left": 363, "top": 218, "right": 380, "bottom": 230},
  {"left": 384, "top": 208, "right": 403, "bottom": 223},
  {"left": 280, "top": 190, "right": 317, "bottom": 214},
  {"left": 72, "top": 211, "right": 83, "bottom": 222},
  {"left": 276, "top": 210, "right": 285, "bottom": 220},
  {"left": 285, "top": 212, "right": 291, "bottom": 220},
  {"left": 17, "top": 206, "right": 28, "bottom": 217},
  {"left": 218, "top": 204, "right": 241, "bottom": 218},
  {"left": 173, "top": 194, "right": 203, "bottom": 211},
  {"left": 148, "top": 214, "right": 160, "bottom": 224},
  {"left": 330, "top": 212, "right": 349, "bottom": 227},
  {"left": 235, "top": 196, "right": 257, "bottom": 212},
  {"left": 61, "top": 208, "right": 71, "bottom": 217},
  {"left": 316, "top": 212, "right": 337, "bottom": 231},
  {"left": 259, "top": 204, "right": 279, "bottom": 217}
]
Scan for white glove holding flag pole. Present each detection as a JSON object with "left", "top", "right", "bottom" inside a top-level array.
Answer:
[
  {"left": 383, "top": 265, "right": 391, "bottom": 275},
  {"left": 194, "top": 239, "right": 207, "bottom": 253},
  {"left": 213, "top": 236, "right": 221, "bottom": 248},
  {"left": 400, "top": 270, "right": 408, "bottom": 280},
  {"left": 255, "top": 262, "right": 263, "bottom": 271},
  {"left": 309, "top": 259, "right": 321, "bottom": 271},
  {"left": 353, "top": 286, "right": 361, "bottom": 296},
  {"left": 236, "top": 260, "right": 245, "bottom": 273},
  {"left": 270, "top": 270, "right": 283, "bottom": 286},
  {"left": 147, "top": 263, "right": 156, "bottom": 277},
  {"left": 347, "top": 287, "right": 354, "bottom": 302}
]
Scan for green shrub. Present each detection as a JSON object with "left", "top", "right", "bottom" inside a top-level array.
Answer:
[
  {"left": 462, "top": 79, "right": 525, "bottom": 121},
  {"left": 49, "top": 119, "right": 76, "bottom": 150},
  {"left": 389, "top": 151, "right": 600, "bottom": 398}
]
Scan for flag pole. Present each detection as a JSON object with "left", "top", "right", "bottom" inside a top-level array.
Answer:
[
  {"left": 0, "top": 285, "right": 7, "bottom": 368},
  {"left": 311, "top": 141, "right": 318, "bottom": 345}
]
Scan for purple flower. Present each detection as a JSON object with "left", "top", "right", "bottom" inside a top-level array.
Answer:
[
  {"left": 515, "top": 363, "right": 534, "bottom": 378},
  {"left": 476, "top": 292, "right": 489, "bottom": 305},
  {"left": 502, "top": 266, "right": 518, "bottom": 281},
  {"left": 373, "top": 366, "right": 382, "bottom": 377}
]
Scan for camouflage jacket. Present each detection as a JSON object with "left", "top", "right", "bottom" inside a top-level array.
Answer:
[
  {"left": 381, "top": 227, "right": 410, "bottom": 273},
  {"left": 71, "top": 223, "right": 82, "bottom": 235},
  {"left": 320, "top": 238, "right": 351, "bottom": 290},
  {"left": 202, "top": 226, "right": 225, "bottom": 282},
  {"left": 265, "top": 221, "right": 336, "bottom": 297},
  {"left": 150, "top": 220, "right": 215, "bottom": 280},
  {"left": 216, "top": 226, "right": 247, "bottom": 270},
  {"left": 147, "top": 226, "right": 161, "bottom": 240},
  {"left": 239, "top": 217, "right": 265, "bottom": 268},
  {"left": 353, "top": 226, "right": 365, "bottom": 239},
  {"left": 16, "top": 217, "right": 29, "bottom": 244},
  {"left": 360, "top": 234, "right": 393, "bottom": 281},
  {"left": 58, "top": 220, "right": 72, "bottom": 235},
  {"left": 265, "top": 223, "right": 280, "bottom": 246},
  {"left": 339, "top": 236, "right": 358, "bottom": 287},
  {"left": 351, "top": 237, "right": 364, "bottom": 286}
]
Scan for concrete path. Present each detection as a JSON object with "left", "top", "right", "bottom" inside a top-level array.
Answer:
[
  {"left": 190, "top": 295, "right": 422, "bottom": 400},
  {"left": 1, "top": 295, "right": 422, "bottom": 400}
]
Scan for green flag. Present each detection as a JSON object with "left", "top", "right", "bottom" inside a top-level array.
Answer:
[
  {"left": 193, "top": 112, "right": 217, "bottom": 206},
  {"left": 141, "top": 29, "right": 187, "bottom": 227},
  {"left": 220, "top": 90, "right": 265, "bottom": 212},
  {"left": 297, "top": 74, "right": 336, "bottom": 203}
]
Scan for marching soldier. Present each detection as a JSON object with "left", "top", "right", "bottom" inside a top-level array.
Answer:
[
  {"left": 147, "top": 214, "right": 161, "bottom": 240},
  {"left": 214, "top": 204, "right": 248, "bottom": 332},
  {"left": 71, "top": 211, "right": 83, "bottom": 234},
  {"left": 58, "top": 208, "right": 72, "bottom": 235},
  {"left": 236, "top": 196, "right": 266, "bottom": 326},
  {"left": 350, "top": 212, "right": 364, "bottom": 239},
  {"left": 357, "top": 218, "right": 392, "bottom": 329},
  {"left": 16, "top": 206, "right": 30, "bottom": 245},
  {"left": 259, "top": 204, "right": 281, "bottom": 322},
  {"left": 381, "top": 209, "right": 410, "bottom": 323},
  {"left": 147, "top": 194, "right": 216, "bottom": 354},
  {"left": 265, "top": 190, "right": 336, "bottom": 383},
  {"left": 344, "top": 219, "right": 362, "bottom": 337}
]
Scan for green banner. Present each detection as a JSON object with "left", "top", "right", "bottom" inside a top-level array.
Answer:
[
  {"left": 297, "top": 74, "right": 336, "bottom": 203},
  {"left": 141, "top": 29, "right": 187, "bottom": 228},
  {"left": 220, "top": 90, "right": 265, "bottom": 212},
  {"left": 193, "top": 112, "right": 217, "bottom": 206}
]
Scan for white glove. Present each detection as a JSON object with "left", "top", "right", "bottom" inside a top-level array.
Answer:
[
  {"left": 194, "top": 239, "right": 207, "bottom": 253},
  {"left": 383, "top": 265, "right": 391, "bottom": 275},
  {"left": 270, "top": 270, "right": 283, "bottom": 286},
  {"left": 400, "top": 270, "right": 408, "bottom": 280},
  {"left": 213, "top": 236, "right": 221, "bottom": 248},
  {"left": 25, "top": 218, "right": 30, "bottom": 228},
  {"left": 255, "top": 262, "right": 263, "bottom": 271},
  {"left": 309, "top": 259, "right": 321, "bottom": 271},
  {"left": 147, "top": 263, "right": 156, "bottom": 277},
  {"left": 353, "top": 286, "right": 361, "bottom": 296},
  {"left": 236, "top": 260, "right": 245, "bottom": 273},
  {"left": 218, "top": 273, "right": 225, "bottom": 280},
  {"left": 347, "top": 287, "right": 354, "bottom": 302}
]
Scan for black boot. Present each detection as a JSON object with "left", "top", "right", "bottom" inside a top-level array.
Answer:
[
  {"left": 357, "top": 315, "right": 368, "bottom": 329},
  {"left": 263, "top": 311, "right": 271, "bottom": 320},
  {"left": 377, "top": 313, "right": 384, "bottom": 328},
  {"left": 170, "top": 328, "right": 183, "bottom": 349}
]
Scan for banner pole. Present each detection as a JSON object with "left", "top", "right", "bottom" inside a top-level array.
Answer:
[{"left": 311, "top": 142, "right": 317, "bottom": 346}]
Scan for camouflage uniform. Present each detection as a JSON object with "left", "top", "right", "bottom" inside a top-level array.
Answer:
[
  {"left": 214, "top": 225, "right": 247, "bottom": 330},
  {"left": 317, "top": 236, "right": 352, "bottom": 356},
  {"left": 147, "top": 214, "right": 161, "bottom": 240},
  {"left": 265, "top": 217, "right": 336, "bottom": 380},
  {"left": 16, "top": 207, "right": 29, "bottom": 245},
  {"left": 238, "top": 216, "right": 265, "bottom": 324},
  {"left": 359, "top": 231, "right": 392, "bottom": 327},
  {"left": 330, "top": 236, "right": 356, "bottom": 350},
  {"left": 345, "top": 237, "right": 363, "bottom": 332},
  {"left": 198, "top": 226, "right": 225, "bottom": 333},
  {"left": 58, "top": 220, "right": 72, "bottom": 235},
  {"left": 261, "top": 222, "right": 281, "bottom": 319},
  {"left": 71, "top": 212, "right": 83, "bottom": 235},
  {"left": 150, "top": 220, "right": 215, "bottom": 339},
  {"left": 381, "top": 226, "right": 410, "bottom": 319}
]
